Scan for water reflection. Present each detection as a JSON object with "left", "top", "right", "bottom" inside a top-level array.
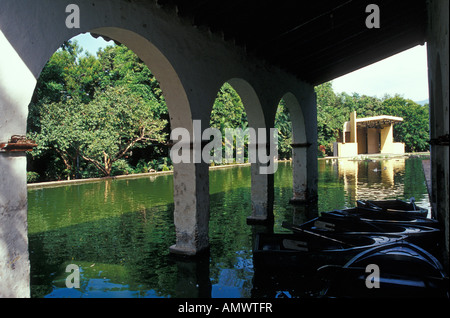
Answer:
[
  {"left": 173, "top": 254, "right": 212, "bottom": 298},
  {"left": 317, "top": 157, "right": 430, "bottom": 214},
  {"left": 28, "top": 157, "right": 431, "bottom": 298},
  {"left": 338, "top": 158, "right": 407, "bottom": 202}
]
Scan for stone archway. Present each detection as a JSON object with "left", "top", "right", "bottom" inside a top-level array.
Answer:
[
  {"left": 1, "top": 22, "right": 193, "bottom": 296},
  {"left": 224, "top": 78, "right": 274, "bottom": 224},
  {"left": 1, "top": 1, "right": 321, "bottom": 297}
]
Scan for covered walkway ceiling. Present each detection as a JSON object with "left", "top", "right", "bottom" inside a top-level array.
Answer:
[{"left": 155, "top": 0, "right": 427, "bottom": 85}]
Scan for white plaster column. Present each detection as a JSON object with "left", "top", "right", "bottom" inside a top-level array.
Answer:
[
  {"left": 225, "top": 79, "right": 275, "bottom": 224},
  {"left": 0, "top": 153, "right": 30, "bottom": 298},
  {"left": 305, "top": 90, "right": 319, "bottom": 202},
  {"left": 0, "top": 29, "right": 36, "bottom": 298}
]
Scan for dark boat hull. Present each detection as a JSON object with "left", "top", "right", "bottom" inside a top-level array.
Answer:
[
  {"left": 286, "top": 214, "right": 441, "bottom": 252},
  {"left": 322, "top": 208, "right": 440, "bottom": 228},
  {"left": 253, "top": 232, "right": 404, "bottom": 272},
  {"left": 357, "top": 199, "right": 429, "bottom": 217},
  {"left": 318, "top": 242, "right": 449, "bottom": 298}
]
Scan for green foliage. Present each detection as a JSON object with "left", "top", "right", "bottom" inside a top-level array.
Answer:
[
  {"left": 209, "top": 84, "right": 294, "bottom": 163},
  {"left": 210, "top": 83, "right": 249, "bottom": 164},
  {"left": 275, "top": 99, "right": 292, "bottom": 159},
  {"left": 315, "top": 82, "right": 342, "bottom": 154},
  {"left": 31, "top": 85, "right": 167, "bottom": 177},
  {"left": 27, "top": 171, "right": 40, "bottom": 183},
  {"left": 27, "top": 39, "right": 429, "bottom": 181},
  {"left": 382, "top": 95, "right": 430, "bottom": 152},
  {"left": 315, "top": 82, "right": 430, "bottom": 155},
  {"left": 28, "top": 41, "right": 169, "bottom": 180},
  {"left": 210, "top": 83, "right": 248, "bottom": 132}
]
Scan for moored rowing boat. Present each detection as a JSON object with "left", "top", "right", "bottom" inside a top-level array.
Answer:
[
  {"left": 253, "top": 232, "right": 405, "bottom": 272},
  {"left": 357, "top": 198, "right": 428, "bottom": 217},
  {"left": 317, "top": 242, "right": 449, "bottom": 298}
]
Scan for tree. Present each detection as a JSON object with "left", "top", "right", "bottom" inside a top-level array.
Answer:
[
  {"left": 31, "top": 86, "right": 167, "bottom": 177},
  {"left": 275, "top": 99, "right": 292, "bottom": 160},
  {"left": 209, "top": 83, "right": 249, "bottom": 163},
  {"left": 97, "top": 45, "right": 166, "bottom": 112},
  {"left": 316, "top": 82, "right": 344, "bottom": 155},
  {"left": 210, "top": 83, "right": 247, "bottom": 132},
  {"left": 80, "top": 86, "right": 167, "bottom": 176},
  {"left": 382, "top": 95, "right": 430, "bottom": 152},
  {"left": 28, "top": 41, "right": 170, "bottom": 180}
]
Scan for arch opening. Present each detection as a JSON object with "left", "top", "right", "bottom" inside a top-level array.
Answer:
[
  {"left": 26, "top": 31, "right": 179, "bottom": 182},
  {"left": 206, "top": 78, "right": 270, "bottom": 168},
  {"left": 91, "top": 28, "right": 191, "bottom": 131},
  {"left": 18, "top": 29, "right": 194, "bottom": 296},
  {"left": 209, "top": 81, "right": 250, "bottom": 166},
  {"left": 207, "top": 79, "right": 276, "bottom": 224},
  {"left": 275, "top": 98, "right": 293, "bottom": 161}
]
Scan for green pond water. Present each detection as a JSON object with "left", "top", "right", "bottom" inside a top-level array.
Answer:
[{"left": 28, "top": 157, "right": 431, "bottom": 298}]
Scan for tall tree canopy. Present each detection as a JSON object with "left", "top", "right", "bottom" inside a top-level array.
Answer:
[
  {"left": 28, "top": 41, "right": 168, "bottom": 180},
  {"left": 275, "top": 99, "right": 292, "bottom": 160},
  {"left": 382, "top": 95, "right": 430, "bottom": 152}
]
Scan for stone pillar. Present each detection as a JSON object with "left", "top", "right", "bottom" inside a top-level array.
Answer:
[
  {"left": 427, "top": 0, "right": 449, "bottom": 268},
  {"left": 289, "top": 144, "right": 308, "bottom": 203},
  {"left": 247, "top": 162, "right": 274, "bottom": 224},
  {"left": 0, "top": 153, "right": 30, "bottom": 298},
  {"left": 0, "top": 29, "right": 36, "bottom": 298},
  {"left": 169, "top": 162, "right": 210, "bottom": 256}
]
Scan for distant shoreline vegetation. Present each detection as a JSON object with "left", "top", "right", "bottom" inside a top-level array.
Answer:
[{"left": 27, "top": 153, "right": 431, "bottom": 188}]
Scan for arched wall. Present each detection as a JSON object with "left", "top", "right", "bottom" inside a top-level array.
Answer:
[
  {"left": 0, "top": 1, "right": 319, "bottom": 296},
  {"left": 208, "top": 78, "right": 273, "bottom": 223},
  {"left": 0, "top": 2, "right": 196, "bottom": 134},
  {"left": 226, "top": 78, "right": 266, "bottom": 130},
  {"left": 1, "top": 2, "right": 197, "bottom": 296}
]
